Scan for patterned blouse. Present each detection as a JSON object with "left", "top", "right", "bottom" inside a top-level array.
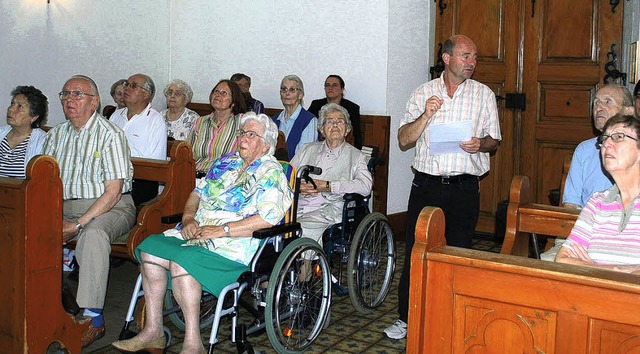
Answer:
[
  {"left": 0, "top": 135, "right": 30, "bottom": 178},
  {"left": 176, "top": 152, "right": 293, "bottom": 264},
  {"left": 161, "top": 107, "right": 199, "bottom": 141}
]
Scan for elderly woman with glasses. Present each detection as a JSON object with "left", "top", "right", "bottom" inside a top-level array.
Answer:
[
  {"left": 161, "top": 79, "right": 199, "bottom": 141},
  {"left": 291, "top": 103, "right": 372, "bottom": 256},
  {"left": 189, "top": 79, "right": 247, "bottom": 178},
  {"left": 113, "top": 112, "right": 293, "bottom": 354},
  {"left": 0, "top": 86, "right": 48, "bottom": 178},
  {"left": 556, "top": 114, "right": 640, "bottom": 272},
  {"left": 272, "top": 74, "right": 318, "bottom": 160}
]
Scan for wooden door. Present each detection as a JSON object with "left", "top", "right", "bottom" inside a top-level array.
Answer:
[{"left": 433, "top": 0, "right": 624, "bottom": 233}]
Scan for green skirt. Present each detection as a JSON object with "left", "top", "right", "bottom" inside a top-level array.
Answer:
[{"left": 135, "top": 233, "right": 249, "bottom": 297}]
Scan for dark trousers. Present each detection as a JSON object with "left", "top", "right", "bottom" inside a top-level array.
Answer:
[
  {"left": 132, "top": 179, "right": 159, "bottom": 207},
  {"left": 397, "top": 172, "right": 480, "bottom": 322}
]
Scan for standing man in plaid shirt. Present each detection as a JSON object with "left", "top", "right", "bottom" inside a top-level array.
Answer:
[{"left": 385, "top": 34, "right": 502, "bottom": 340}]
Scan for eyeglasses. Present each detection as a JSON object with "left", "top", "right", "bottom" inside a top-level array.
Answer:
[
  {"left": 123, "top": 81, "right": 149, "bottom": 91},
  {"left": 237, "top": 129, "right": 263, "bottom": 140},
  {"left": 212, "top": 89, "right": 231, "bottom": 97},
  {"left": 165, "top": 90, "right": 184, "bottom": 97},
  {"left": 280, "top": 87, "right": 299, "bottom": 94},
  {"left": 596, "top": 132, "right": 639, "bottom": 147},
  {"left": 324, "top": 83, "right": 341, "bottom": 88},
  {"left": 59, "top": 91, "right": 96, "bottom": 100},
  {"left": 324, "top": 119, "right": 346, "bottom": 126}
]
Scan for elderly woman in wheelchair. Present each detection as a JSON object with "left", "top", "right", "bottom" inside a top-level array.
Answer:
[{"left": 112, "top": 113, "right": 293, "bottom": 354}]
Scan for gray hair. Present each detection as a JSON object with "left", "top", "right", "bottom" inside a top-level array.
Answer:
[
  {"left": 281, "top": 74, "right": 304, "bottom": 95},
  {"left": 318, "top": 103, "right": 352, "bottom": 133},
  {"left": 140, "top": 74, "right": 156, "bottom": 101},
  {"left": 601, "top": 84, "right": 633, "bottom": 107},
  {"left": 67, "top": 74, "right": 100, "bottom": 97},
  {"left": 239, "top": 112, "right": 279, "bottom": 155},
  {"left": 164, "top": 79, "right": 194, "bottom": 102},
  {"left": 110, "top": 79, "right": 127, "bottom": 97},
  {"left": 230, "top": 73, "right": 251, "bottom": 86}
]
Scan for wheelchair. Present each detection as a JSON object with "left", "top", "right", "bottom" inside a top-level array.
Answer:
[
  {"left": 117, "top": 163, "right": 332, "bottom": 354},
  {"left": 322, "top": 146, "right": 396, "bottom": 314}
]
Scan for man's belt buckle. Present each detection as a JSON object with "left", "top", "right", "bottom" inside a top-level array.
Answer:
[{"left": 441, "top": 176, "right": 451, "bottom": 185}]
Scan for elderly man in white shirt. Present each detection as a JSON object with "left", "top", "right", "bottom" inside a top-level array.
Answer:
[{"left": 110, "top": 73, "right": 167, "bottom": 205}]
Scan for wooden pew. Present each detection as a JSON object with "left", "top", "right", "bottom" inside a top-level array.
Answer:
[
  {"left": 499, "top": 175, "right": 579, "bottom": 257},
  {"left": 407, "top": 206, "right": 640, "bottom": 354},
  {"left": 113, "top": 140, "right": 195, "bottom": 258},
  {"left": 0, "top": 156, "right": 90, "bottom": 353}
]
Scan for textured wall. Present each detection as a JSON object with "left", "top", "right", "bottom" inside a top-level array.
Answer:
[{"left": 0, "top": 0, "right": 436, "bottom": 214}]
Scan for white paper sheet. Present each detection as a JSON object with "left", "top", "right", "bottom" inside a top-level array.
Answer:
[{"left": 429, "top": 120, "right": 472, "bottom": 155}]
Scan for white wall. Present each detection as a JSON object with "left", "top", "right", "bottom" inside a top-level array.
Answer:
[{"left": 0, "top": 0, "right": 435, "bottom": 215}]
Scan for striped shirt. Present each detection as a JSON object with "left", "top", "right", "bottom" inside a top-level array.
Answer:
[
  {"left": 43, "top": 111, "right": 133, "bottom": 200},
  {"left": 399, "top": 76, "right": 501, "bottom": 176},
  {"left": 188, "top": 113, "right": 240, "bottom": 172},
  {"left": 563, "top": 184, "right": 640, "bottom": 265},
  {"left": 0, "top": 135, "right": 29, "bottom": 178}
]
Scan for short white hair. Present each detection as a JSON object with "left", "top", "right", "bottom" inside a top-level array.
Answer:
[{"left": 239, "top": 112, "right": 278, "bottom": 155}]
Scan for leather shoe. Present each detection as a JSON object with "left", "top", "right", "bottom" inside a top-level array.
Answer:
[
  {"left": 112, "top": 335, "right": 166, "bottom": 354},
  {"left": 81, "top": 322, "right": 105, "bottom": 347}
]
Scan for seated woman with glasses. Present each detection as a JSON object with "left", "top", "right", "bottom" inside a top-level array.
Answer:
[
  {"left": 272, "top": 74, "right": 318, "bottom": 161},
  {"left": 112, "top": 113, "right": 293, "bottom": 354},
  {"left": 189, "top": 80, "right": 247, "bottom": 179},
  {"left": 161, "top": 79, "right": 199, "bottom": 141},
  {"left": 556, "top": 114, "right": 640, "bottom": 272},
  {"left": 0, "top": 86, "right": 48, "bottom": 178},
  {"left": 290, "top": 103, "right": 372, "bottom": 272}
]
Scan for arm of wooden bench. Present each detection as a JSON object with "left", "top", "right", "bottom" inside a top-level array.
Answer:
[
  {"left": 0, "top": 156, "right": 89, "bottom": 353},
  {"left": 500, "top": 175, "right": 579, "bottom": 257},
  {"left": 120, "top": 140, "right": 195, "bottom": 259}
]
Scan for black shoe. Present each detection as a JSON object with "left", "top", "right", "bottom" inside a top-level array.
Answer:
[
  {"left": 333, "top": 282, "right": 349, "bottom": 297},
  {"left": 62, "top": 283, "right": 80, "bottom": 315}
]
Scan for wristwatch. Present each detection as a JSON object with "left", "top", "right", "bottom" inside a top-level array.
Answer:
[
  {"left": 75, "top": 223, "right": 83, "bottom": 232},
  {"left": 222, "top": 223, "right": 230, "bottom": 236},
  {"left": 326, "top": 181, "right": 330, "bottom": 191}
]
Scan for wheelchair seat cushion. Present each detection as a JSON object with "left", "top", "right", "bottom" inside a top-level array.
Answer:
[{"left": 136, "top": 233, "right": 250, "bottom": 297}]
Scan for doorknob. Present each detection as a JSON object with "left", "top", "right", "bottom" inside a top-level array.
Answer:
[{"left": 496, "top": 93, "right": 526, "bottom": 111}]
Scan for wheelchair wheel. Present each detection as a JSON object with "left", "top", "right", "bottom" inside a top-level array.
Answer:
[
  {"left": 347, "top": 212, "right": 396, "bottom": 314},
  {"left": 164, "top": 290, "right": 217, "bottom": 331},
  {"left": 265, "top": 238, "right": 332, "bottom": 354}
]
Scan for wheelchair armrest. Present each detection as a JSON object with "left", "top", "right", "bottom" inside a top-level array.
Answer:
[
  {"left": 343, "top": 193, "right": 367, "bottom": 202},
  {"left": 252, "top": 222, "right": 301, "bottom": 239},
  {"left": 161, "top": 213, "right": 183, "bottom": 224}
]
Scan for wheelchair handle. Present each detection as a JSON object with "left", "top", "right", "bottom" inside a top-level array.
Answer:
[{"left": 296, "top": 165, "right": 322, "bottom": 189}]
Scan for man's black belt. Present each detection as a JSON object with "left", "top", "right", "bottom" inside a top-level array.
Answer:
[
  {"left": 65, "top": 191, "right": 131, "bottom": 201},
  {"left": 421, "top": 172, "right": 476, "bottom": 185},
  {"left": 196, "top": 171, "right": 207, "bottom": 179}
]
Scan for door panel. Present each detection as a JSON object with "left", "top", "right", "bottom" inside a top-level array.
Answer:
[{"left": 434, "top": 0, "right": 623, "bottom": 233}]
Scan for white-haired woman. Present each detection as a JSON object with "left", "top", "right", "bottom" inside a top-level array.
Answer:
[
  {"left": 291, "top": 103, "right": 372, "bottom": 256},
  {"left": 113, "top": 112, "right": 293, "bottom": 354},
  {"left": 161, "top": 79, "right": 199, "bottom": 141},
  {"left": 272, "top": 74, "right": 318, "bottom": 160}
]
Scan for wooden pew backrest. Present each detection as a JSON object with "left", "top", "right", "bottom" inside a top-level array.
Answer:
[
  {"left": 0, "top": 156, "right": 89, "bottom": 353},
  {"left": 500, "top": 175, "right": 579, "bottom": 256},
  {"left": 408, "top": 206, "right": 640, "bottom": 354}
]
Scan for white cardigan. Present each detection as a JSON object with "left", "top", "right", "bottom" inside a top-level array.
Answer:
[{"left": 0, "top": 125, "right": 47, "bottom": 172}]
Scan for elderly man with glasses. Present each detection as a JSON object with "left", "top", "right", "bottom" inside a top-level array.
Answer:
[
  {"left": 563, "top": 84, "right": 634, "bottom": 210},
  {"left": 110, "top": 73, "right": 167, "bottom": 205},
  {"left": 43, "top": 75, "right": 137, "bottom": 347}
]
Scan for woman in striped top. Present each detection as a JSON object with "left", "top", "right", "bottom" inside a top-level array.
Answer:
[
  {"left": 188, "top": 80, "right": 247, "bottom": 176},
  {"left": 0, "top": 86, "right": 48, "bottom": 179},
  {"left": 556, "top": 114, "right": 640, "bottom": 272}
]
